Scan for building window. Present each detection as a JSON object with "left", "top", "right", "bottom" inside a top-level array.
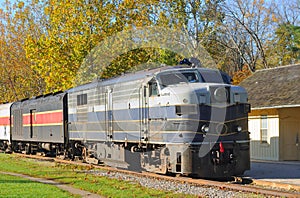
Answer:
[
  {"left": 260, "top": 115, "right": 268, "bottom": 143},
  {"left": 77, "top": 94, "right": 87, "bottom": 106}
]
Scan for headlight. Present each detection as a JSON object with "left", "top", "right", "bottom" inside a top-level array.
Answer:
[
  {"left": 214, "top": 87, "right": 228, "bottom": 102},
  {"left": 236, "top": 126, "right": 242, "bottom": 132},
  {"left": 201, "top": 125, "right": 209, "bottom": 133}
]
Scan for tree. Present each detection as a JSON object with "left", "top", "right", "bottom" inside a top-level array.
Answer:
[
  {"left": 4, "top": 0, "right": 300, "bottom": 102},
  {"left": 175, "top": 0, "right": 226, "bottom": 68},
  {"left": 25, "top": 0, "right": 116, "bottom": 92},
  {"left": 266, "top": 24, "right": 300, "bottom": 66},
  {"left": 25, "top": 0, "right": 185, "bottom": 92},
  {"left": 265, "top": 0, "right": 300, "bottom": 66},
  {"left": 0, "top": 1, "right": 44, "bottom": 102},
  {"left": 232, "top": 64, "right": 252, "bottom": 85},
  {"left": 220, "top": 0, "right": 277, "bottom": 72}
]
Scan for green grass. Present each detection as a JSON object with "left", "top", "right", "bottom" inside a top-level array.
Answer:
[
  {"left": 0, "top": 173, "right": 74, "bottom": 198},
  {"left": 0, "top": 154, "right": 195, "bottom": 197}
]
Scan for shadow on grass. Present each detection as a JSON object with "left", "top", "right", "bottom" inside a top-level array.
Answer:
[
  {"left": 0, "top": 172, "right": 78, "bottom": 185},
  {"left": 0, "top": 179, "right": 35, "bottom": 184}
]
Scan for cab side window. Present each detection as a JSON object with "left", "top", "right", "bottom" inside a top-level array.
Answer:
[{"left": 149, "top": 80, "right": 158, "bottom": 96}]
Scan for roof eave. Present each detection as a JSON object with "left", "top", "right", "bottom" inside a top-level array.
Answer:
[{"left": 251, "top": 104, "right": 300, "bottom": 110}]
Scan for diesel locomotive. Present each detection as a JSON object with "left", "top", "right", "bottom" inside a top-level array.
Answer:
[{"left": 0, "top": 64, "right": 250, "bottom": 178}]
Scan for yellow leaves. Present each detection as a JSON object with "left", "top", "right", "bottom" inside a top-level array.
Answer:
[
  {"left": 23, "top": 0, "right": 126, "bottom": 91},
  {"left": 271, "top": 13, "right": 278, "bottom": 23},
  {"left": 2, "top": 0, "right": 273, "bottom": 101},
  {"left": 232, "top": 65, "right": 252, "bottom": 85},
  {"left": 0, "top": 0, "right": 46, "bottom": 102},
  {"left": 44, "top": 6, "right": 50, "bottom": 15},
  {"left": 124, "top": 0, "right": 135, "bottom": 8},
  {"left": 17, "top": 1, "right": 25, "bottom": 9}
]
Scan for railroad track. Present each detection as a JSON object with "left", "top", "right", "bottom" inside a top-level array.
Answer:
[{"left": 15, "top": 153, "right": 300, "bottom": 197}]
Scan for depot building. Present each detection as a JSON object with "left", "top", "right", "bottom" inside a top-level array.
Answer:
[{"left": 239, "top": 64, "right": 300, "bottom": 161}]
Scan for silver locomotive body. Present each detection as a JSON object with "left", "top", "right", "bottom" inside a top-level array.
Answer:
[{"left": 68, "top": 66, "right": 250, "bottom": 178}]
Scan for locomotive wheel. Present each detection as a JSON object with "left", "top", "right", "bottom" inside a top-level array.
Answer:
[{"left": 25, "top": 144, "right": 31, "bottom": 154}]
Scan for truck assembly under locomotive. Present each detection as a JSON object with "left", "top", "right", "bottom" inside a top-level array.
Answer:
[{"left": 0, "top": 63, "right": 250, "bottom": 178}]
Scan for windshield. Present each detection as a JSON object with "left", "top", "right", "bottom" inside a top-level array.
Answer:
[
  {"left": 156, "top": 69, "right": 231, "bottom": 87},
  {"left": 157, "top": 71, "right": 200, "bottom": 87},
  {"left": 199, "top": 70, "right": 231, "bottom": 84}
]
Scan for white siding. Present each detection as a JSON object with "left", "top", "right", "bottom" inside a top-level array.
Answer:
[
  {"left": 249, "top": 118, "right": 260, "bottom": 140},
  {"left": 249, "top": 116, "right": 279, "bottom": 160}
]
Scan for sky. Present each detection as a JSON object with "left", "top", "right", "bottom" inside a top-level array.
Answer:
[{"left": 0, "top": 0, "right": 18, "bottom": 10}]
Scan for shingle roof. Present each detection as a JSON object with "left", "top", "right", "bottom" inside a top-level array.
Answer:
[{"left": 239, "top": 64, "right": 300, "bottom": 108}]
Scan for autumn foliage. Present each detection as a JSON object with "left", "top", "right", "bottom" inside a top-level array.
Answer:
[
  {"left": 0, "top": 0, "right": 300, "bottom": 102},
  {"left": 232, "top": 65, "right": 253, "bottom": 85}
]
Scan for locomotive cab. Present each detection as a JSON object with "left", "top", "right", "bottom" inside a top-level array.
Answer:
[{"left": 141, "top": 67, "right": 250, "bottom": 178}]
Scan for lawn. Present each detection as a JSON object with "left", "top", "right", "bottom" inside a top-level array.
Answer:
[
  {"left": 0, "top": 173, "right": 75, "bottom": 198},
  {"left": 0, "top": 153, "right": 194, "bottom": 197}
]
